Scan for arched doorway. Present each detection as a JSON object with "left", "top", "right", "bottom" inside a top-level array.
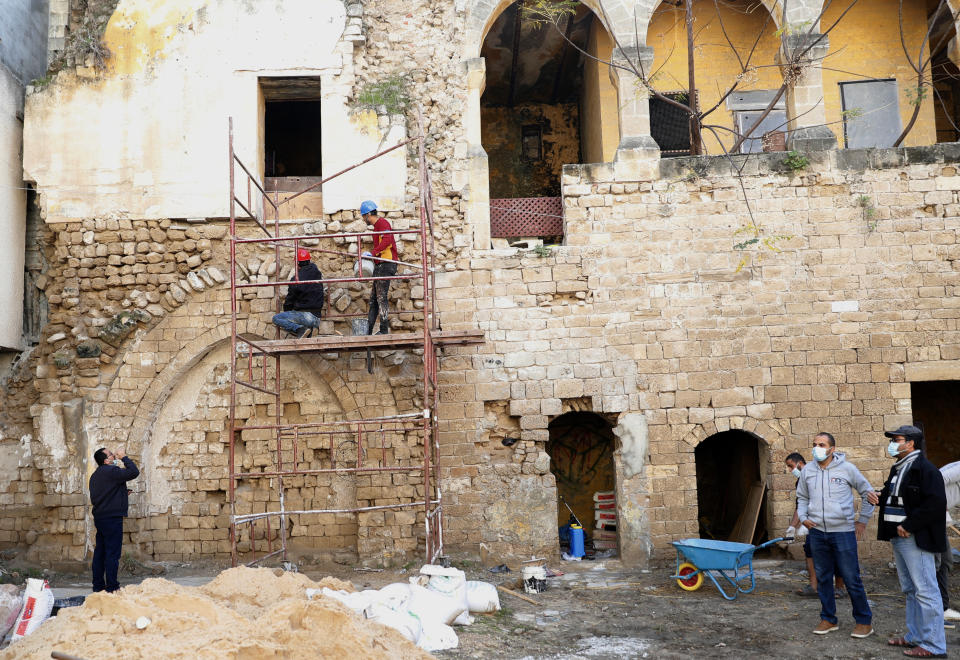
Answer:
[
  {"left": 480, "top": 1, "right": 618, "bottom": 241},
  {"left": 548, "top": 412, "right": 617, "bottom": 555},
  {"left": 695, "top": 430, "right": 769, "bottom": 543}
]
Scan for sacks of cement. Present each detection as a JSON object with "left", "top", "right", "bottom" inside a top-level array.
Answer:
[
  {"left": 0, "top": 584, "right": 23, "bottom": 640},
  {"left": 465, "top": 580, "right": 500, "bottom": 613},
  {"left": 9, "top": 578, "right": 54, "bottom": 642},
  {"left": 418, "top": 564, "right": 473, "bottom": 625},
  {"left": 312, "top": 565, "right": 500, "bottom": 653}
]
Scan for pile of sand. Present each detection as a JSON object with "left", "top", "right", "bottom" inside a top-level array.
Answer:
[{"left": 0, "top": 567, "right": 432, "bottom": 660}]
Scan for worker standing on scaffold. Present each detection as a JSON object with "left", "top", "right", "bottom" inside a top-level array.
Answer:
[{"left": 360, "top": 200, "right": 397, "bottom": 335}]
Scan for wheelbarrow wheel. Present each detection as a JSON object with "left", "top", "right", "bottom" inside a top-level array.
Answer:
[{"left": 676, "top": 562, "right": 703, "bottom": 591}]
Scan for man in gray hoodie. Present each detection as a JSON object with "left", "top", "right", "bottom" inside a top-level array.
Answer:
[{"left": 797, "top": 432, "right": 879, "bottom": 638}]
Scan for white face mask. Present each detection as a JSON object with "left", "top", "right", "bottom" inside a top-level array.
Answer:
[
  {"left": 791, "top": 467, "right": 802, "bottom": 478},
  {"left": 812, "top": 446, "right": 829, "bottom": 462},
  {"left": 113, "top": 458, "right": 123, "bottom": 467},
  {"left": 887, "top": 441, "right": 902, "bottom": 458}
]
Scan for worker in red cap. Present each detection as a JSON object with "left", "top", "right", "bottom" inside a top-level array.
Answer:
[
  {"left": 360, "top": 200, "right": 398, "bottom": 335},
  {"left": 272, "top": 248, "right": 325, "bottom": 338}
]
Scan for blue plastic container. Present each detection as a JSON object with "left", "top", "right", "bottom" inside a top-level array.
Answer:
[{"left": 569, "top": 524, "right": 585, "bottom": 557}]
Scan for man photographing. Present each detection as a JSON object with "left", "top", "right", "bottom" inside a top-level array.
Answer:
[{"left": 89, "top": 447, "right": 139, "bottom": 593}]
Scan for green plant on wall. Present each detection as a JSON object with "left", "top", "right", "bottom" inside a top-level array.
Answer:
[
  {"left": 857, "top": 194, "right": 878, "bottom": 231},
  {"left": 782, "top": 150, "right": 810, "bottom": 172},
  {"left": 351, "top": 74, "right": 412, "bottom": 116}
]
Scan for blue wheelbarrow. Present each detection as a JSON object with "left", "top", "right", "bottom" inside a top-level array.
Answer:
[{"left": 669, "top": 537, "right": 784, "bottom": 600}]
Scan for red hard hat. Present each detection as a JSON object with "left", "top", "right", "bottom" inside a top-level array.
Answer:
[{"left": 297, "top": 248, "right": 311, "bottom": 261}]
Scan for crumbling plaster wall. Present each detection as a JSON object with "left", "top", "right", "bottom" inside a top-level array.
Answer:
[{"left": 24, "top": 0, "right": 407, "bottom": 222}]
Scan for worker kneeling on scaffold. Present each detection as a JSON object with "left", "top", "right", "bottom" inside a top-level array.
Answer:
[
  {"left": 272, "top": 248, "right": 325, "bottom": 338},
  {"left": 360, "top": 200, "right": 397, "bottom": 335}
]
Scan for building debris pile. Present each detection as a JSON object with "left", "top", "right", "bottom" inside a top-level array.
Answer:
[{"left": 0, "top": 567, "right": 430, "bottom": 660}]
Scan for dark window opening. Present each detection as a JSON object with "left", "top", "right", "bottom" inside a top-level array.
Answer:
[
  {"left": 911, "top": 380, "right": 960, "bottom": 467},
  {"left": 932, "top": 50, "right": 960, "bottom": 143},
  {"left": 695, "top": 430, "right": 768, "bottom": 544},
  {"left": 521, "top": 125, "right": 543, "bottom": 161},
  {"left": 651, "top": 91, "right": 698, "bottom": 157},
  {"left": 259, "top": 77, "right": 323, "bottom": 189},
  {"left": 264, "top": 100, "right": 322, "bottom": 178}
]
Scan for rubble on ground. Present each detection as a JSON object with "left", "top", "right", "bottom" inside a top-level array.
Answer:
[{"left": 0, "top": 566, "right": 429, "bottom": 660}]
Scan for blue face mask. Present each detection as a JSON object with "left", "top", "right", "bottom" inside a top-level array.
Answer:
[
  {"left": 887, "top": 441, "right": 902, "bottom": 458},
  {"left": 791, "top": 467, "right": 802, "bottom": 478},
  {"left": 812, "top": 446, "right": 828, "bottom": 462}
]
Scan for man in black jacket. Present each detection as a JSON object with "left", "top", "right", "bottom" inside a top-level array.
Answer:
[
  {"left": 878, "top": 425, "right": 948, "bottom": 657},
  {"left": 89, "top": 447, "right": 140, "bottom": 593},
  {"left": 272, "top": 248, "right": 324, "bottom": 338}
]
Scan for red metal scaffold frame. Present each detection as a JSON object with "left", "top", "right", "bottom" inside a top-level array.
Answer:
[{"left": 225, "top": 112, "right": 475, "bottom": 567}]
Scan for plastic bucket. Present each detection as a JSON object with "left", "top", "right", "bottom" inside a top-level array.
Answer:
[
  {"left": 522, "top": 566, "right": 547, "bottom": 594},
  {"left": 569, "top": 524, "right": 585, "bottom": 558}
]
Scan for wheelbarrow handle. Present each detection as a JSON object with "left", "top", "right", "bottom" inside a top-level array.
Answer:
[{"left": 756, "top": 537, "right": 787, "bottom": 549}]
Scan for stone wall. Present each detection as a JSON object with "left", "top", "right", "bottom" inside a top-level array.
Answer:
[
  {"left": 8, "top": 0, "right": 960, "bottom": 571},
  {"left": 435, "top": 142, "right": 960, "bottom": 563}
]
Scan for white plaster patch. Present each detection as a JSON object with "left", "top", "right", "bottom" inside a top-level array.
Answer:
[
  {"left": 613, "top": 413, "right": 647, "bottom": 479},
  {"left": 831, "top": 300, "right": 859, "bottom": 312},
  {"left": 18, "top": 435, "right": 32, "bottom": 468},
  {"left": 37, "top": 405, "right": 67, "bottom": 463}
]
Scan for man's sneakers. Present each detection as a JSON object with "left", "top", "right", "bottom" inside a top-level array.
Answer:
[
  {"left": 944, "top": 607, "right": 960, "bottom": 621},
  {"left": 813, "top": 621, "right": 872, "bottom": 637},
  {"left": 813, "top": 620, "right": 839, "bottom": 635},
  {"left": 850, "top": 624, "right": 874, "bottom": 638}
]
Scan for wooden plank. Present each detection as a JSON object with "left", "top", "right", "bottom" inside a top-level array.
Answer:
[
  {"left": 729, "top": 482, "right": 765, "bottom": 544},
  {"left": 251, "top": 329, "right": 485, "bottom": 355}
]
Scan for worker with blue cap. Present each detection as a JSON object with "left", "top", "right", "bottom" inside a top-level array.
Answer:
[{"left": 360, "top": 200, "right": 397, "bottom": 335}]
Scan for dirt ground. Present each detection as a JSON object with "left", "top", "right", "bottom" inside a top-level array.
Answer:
[{"left": 5, "top": 550, "right": 960, "bottom": 659}]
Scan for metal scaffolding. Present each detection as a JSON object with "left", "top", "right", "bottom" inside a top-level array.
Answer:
[{"left": 225, "top": 113, "right": 481, "bottom": 567}]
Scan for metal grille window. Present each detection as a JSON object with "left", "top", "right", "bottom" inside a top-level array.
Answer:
[
  {"left": 651, "top": 91, "right": 697, "bottom": 157},
  {"left": 840, "top": 79, "right": 901, "bottom": 149}
]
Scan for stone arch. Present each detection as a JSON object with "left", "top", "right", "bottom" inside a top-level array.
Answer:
[
  {"left": 463, "top": 0, "right": 637, "bottom": 58},
  {"left": 679, "top": 418, "right": 784, "bottom": 542},
  {"left": 634, "top": 0, "right": 788, "bottom": 44},
  {"left": 119, "top": 318, "right": 363, "bottom": 453},
  {"left": 679, "top": 417, "right": 784, "bottom": 452}
]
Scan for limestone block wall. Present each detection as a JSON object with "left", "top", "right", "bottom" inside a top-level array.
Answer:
[
  {"left": 0, "top": 210, "right": 428, "bottom": 564},
  {"left": 436, "top": 142, "right": 960, "bottom": 564}
]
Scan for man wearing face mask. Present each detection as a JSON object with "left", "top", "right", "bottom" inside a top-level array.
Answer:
[
  {"left": 878, "top": 425, "right": 948, "bottom": 658},
  {"left": 797, "top": 432, "right": 879, "bottom": 638},
  {"left": 785, "top": 452, "right": 846, "bottom": 598}
]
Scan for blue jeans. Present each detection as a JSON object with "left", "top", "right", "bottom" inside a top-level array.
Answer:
[
  {"left": 807, "top": 529, "right": 872, "bottom": 625},
  {"left": 892, "top": 535, "right": 946, "bottom": 654},
  {"left": 272, "top": 311, "right": 318, "bottom": 336},
  {"left": 92, "top": 516, "right": 123, "bottom": 592}
]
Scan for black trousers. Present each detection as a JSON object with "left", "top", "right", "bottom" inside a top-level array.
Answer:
[
  {"left": 367, "top": 260, "right": 397, "bottom": 333},
  {"left": 92, "top": 516, "right": 124, "bottom": 592}
]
